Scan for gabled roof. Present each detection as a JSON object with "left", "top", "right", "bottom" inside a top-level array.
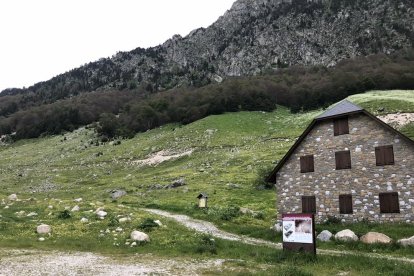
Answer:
[
  {"left": 316, "top": 100, "right": 363, "bottom": 119},
  {"left": 267, "top": 100, "right": 414, "bottom": 183}
]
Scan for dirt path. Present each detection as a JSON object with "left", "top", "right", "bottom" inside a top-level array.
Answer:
[
  {"left": 0, "top": 248, "right": 230, "bottom": 276},
  {"left": 143, "top": 209, "right": 414, "bottom": 264}
]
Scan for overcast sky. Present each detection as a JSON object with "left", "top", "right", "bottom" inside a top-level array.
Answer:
[{"left": 0, "top": 0, "right": 235, "bottom": 92}]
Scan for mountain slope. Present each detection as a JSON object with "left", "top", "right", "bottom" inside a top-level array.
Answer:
[{"left": 2, "top": 0, "right": 413, "bottom": 100}]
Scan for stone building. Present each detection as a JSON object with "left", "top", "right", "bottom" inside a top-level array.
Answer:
[{"left": 268, "top": 100, "right": 414, "bottom": 223}]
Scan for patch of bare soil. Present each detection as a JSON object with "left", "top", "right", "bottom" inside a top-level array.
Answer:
[
  {"left": 131, "top": 150, "right": 193, "bottom": 166},
  {"left": 378, "top": 113, "right": 414, "bottom": 127},
  {"left": 0, "top": 249, "right": 230, "bottom": 276}
]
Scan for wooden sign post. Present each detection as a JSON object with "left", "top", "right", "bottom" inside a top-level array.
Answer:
[{"left": 282, "top": 213, "right": 316, "bottom": 254}]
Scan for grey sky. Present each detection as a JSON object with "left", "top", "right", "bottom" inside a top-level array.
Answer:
[{"left": 0, "top": 0, "right": 235, "bottom": 91}]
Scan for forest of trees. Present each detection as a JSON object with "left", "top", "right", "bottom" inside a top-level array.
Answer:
[{"left": 1, "top": 48, "right": 414, "bottom": 141}]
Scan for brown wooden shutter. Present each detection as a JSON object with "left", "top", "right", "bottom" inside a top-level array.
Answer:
[
  {"left": 375, "top": 147, "right": 384, "bottom": 166},
  {"left": 300, "top": 155, "right": 314, "bottom": 173},
  {"left": 384, "top": 146, "right": 395, "bottom": 165},
  {"left": 302, "top": 196, "right": 316, "bottom": 214},
  {"left": 376, "top": 145, "right": 394, "bottom": 166},
  {"left": 334, "top": 117, "right": 349, "bottom": 136},
  {"left": 339, "top": 194, "right": 353, "bottom": 214},
  {"left": 379, "top": 192, "right": 399, "bottom": 213},
  {"left": 335, "top": 151, "right": 351, "bottom": 170}
]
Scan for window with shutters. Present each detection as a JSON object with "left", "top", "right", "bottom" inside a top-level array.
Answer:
[
  {"left": 333, "top": 117, "right": 349, "bottom": 136},
  {"left": 302, "top": 196, "right": 316, "bottom": 214},
  {"left": 335, "top": 150, "right": 351, "bottom": 170},
  {"left": 375, "top": 145, "right": 394, "bottom": 166},
  {"left": 379, "top": 192, "right": 400, "bottom": 213},
  {"left": 300, "top": 155, "right": 314, "bottom": 173},
  {"left": 339, "top": 194, "right": 353, "bottom": 214}
]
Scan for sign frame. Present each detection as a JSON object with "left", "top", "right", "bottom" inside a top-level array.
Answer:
[{"left": 282, "top": 213, "right": 316, "bottom": 254}]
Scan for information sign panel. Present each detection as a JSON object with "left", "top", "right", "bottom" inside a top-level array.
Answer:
[{"left": 282, "top": 213, "right": 316, "bottom": 254}]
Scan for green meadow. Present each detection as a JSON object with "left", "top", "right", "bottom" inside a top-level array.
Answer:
[{"left": 0, "top": 90, "right": 414, "bottom": 274}]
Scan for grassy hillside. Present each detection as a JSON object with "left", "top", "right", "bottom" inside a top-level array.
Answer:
[{"left": 0, "top": 90, "right": 413, "bottom": 273}]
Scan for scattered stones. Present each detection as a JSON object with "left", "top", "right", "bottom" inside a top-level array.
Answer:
[
  {"left": 37, "top": 224, "right": 51, "bottom": 235},
  {"left": 74, "top": 198, "right": 83, "bottom": 202},
  {"left": 8, "top": 194, "right": 17, "bottom": 201},
  {"left": 166, "top": 178, "right": 186, "bottom": 189},
  {"left": 335, "top": 229, "right": 358, "bottom": 242},
  {"left": 360, "top": 232, "right": 392, "bottom": 244},
  {"left": 130, "top": 231, "right": 150, "bottom": 242},
  {"left": 109, "top": 189, "right": 127, "bottom": 200},
  {"left": 71, "top": 205, "right": 80, "bottom": 212},
  {"left": 398, "top": 236, "right": 414, "bottom": 247},
  {"left": 317, "top": 230, "right": 333, "bottom": 242},
  {"left": 80, "top": 217, "right": 89, "bottom": 223}
]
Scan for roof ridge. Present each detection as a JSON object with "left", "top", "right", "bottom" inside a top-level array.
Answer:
[{"left": 316, "top": 99, "right": 363, "bottom": 120}]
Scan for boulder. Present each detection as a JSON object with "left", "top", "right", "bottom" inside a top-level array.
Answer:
[
  {"left": 335, "top": 229, "right": 358, "bottom": 242},
  {"left": 360, "top": 232, "right": 392, "bottom": 244},
  {"left": 37, "top": 224, "right": 51, "bottom": 235},
  {"left": 119, "top": 217, "right": 131, "bottom": 223},
  {"left": 110, "top": 189, "right": 127, "bottom": 200},
  {"left": 317, "top": 230, "right": 333, "bottom": 242},
  {"left": 398, "top": 236, "right": 414, "bottom": 247},
  {"left": 96, "top": 210, "right": 107, "bottom": 218},
  {"left": 8, "top": 194, "right": 17, "bottom": 201},
  {"left": 166, "top": 178, "right": 186, "bottom": 189},
  {"left": 271, "top": 222, "right": 283, "bottom": 232},
  {"left": 130, "top": 231, "right": 150, "bottom": 242}
]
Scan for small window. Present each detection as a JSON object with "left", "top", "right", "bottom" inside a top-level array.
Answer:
[
  {"left": 379, "top": 192, "right": 400, "bottom": 213},
  {"left": 300, "top": 155, "right": 314, "bottom": 173},
  {"left": 335, "top": 150, "right": 351, "bottom": 170},
  {"left": 375, "top": 145, "right": 394, "bottom": 166},
  {"left": 334, "top": 117, "right": 349, "bottom": 136},
  {"left": 339, "top": 194, "right": 353, "bottom": 214},
  {"left": 302, "top": 196, "right": 316, "bottom": 214}
]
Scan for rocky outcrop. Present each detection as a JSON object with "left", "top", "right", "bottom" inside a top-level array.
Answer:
[{"left": 3, "top": 0, "right": 413, "bottom": 98}]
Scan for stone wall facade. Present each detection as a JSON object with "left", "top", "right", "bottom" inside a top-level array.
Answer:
[{"left": 275, "top": 113, "right": 414, "bottom": 223}]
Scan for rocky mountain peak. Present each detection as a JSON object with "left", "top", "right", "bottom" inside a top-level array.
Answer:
[{"left": 2, "top": 0, "right": 413, "bottom": 99}]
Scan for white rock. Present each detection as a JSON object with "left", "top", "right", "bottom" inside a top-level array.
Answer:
[
  {"left": 119, "top": 217, "right": 131, "bottom": 223},
  {"left": 335, "top": 229, "right": 358, "bottom": 242},
  {"left": 80, "top": 217, "right": 89, "bottom": 223},
  {"left": 272, "top": 222, "right": 283, "bottom": 232},
  {"left": 27, "top": 212, "right": 38, "bottom": 217},
  {"left": 8, "top": 194, "right": 17, "bottom": 201},
  {"left": 398, "top": 236, "right": 414, "bottom": 247},
  {"left": 71, "top": 205, "right": 80, "bottom": 212},
  {"left": 130, "top": 231, "right": 150, "bottom": 242},
  {"left": 74, "top": 198, "right": 83, "bottom": 202},
  {"left": 130, "top": 242, "right": 137, "bottom": 247},
  {"left": 154, "top": 220, "right": 163, "bottom": 226},
  {"left": 38, "top": 237, "right": 45, "bottom": 242},
  {"left": 116, "top": 227, "right": 123, "bottom": 232},
  {"left": 37, "top": 224, "right": 51, "bottom": 235},
  {"left": 317, "top": 230, "right": 333, "bottom": 242},
  {"left": 96, "top": 210, "right": 107, "bottom": 218},
  {"left": 48, "top": 205, "right": 53, "bottom": 209}
]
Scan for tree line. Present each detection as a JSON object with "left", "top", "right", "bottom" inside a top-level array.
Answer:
[{"left": 1, "top": 48, "right": 414, "bottom": 141}]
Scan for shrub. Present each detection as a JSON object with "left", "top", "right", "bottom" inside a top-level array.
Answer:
[
  {"left": 138, "top": 218, "right": 159, "bottom": 232},
  {"left": 195, "top": 234, "right": 217, "bottom": 254},
  {"left": 57, "top": 210, "right": 71, "bottom": 219}
]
